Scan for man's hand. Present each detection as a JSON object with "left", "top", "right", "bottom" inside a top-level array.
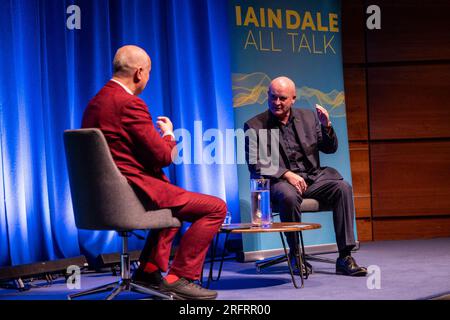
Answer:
[
  {"left": 282, "top": 171, "right": 307, "bottom": 195},
  {"left": 156, "top": 116, "right": 174, "bottom": 135},
  {"left": 316, "top": 104, "right": 331, "bottom": 128}
]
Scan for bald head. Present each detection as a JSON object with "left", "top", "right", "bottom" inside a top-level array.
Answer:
[
  {"left": 113, "top": 45, "right": 151, "bottom": 77},
  {"left": 267, "top": 76, "right": 297, "bottom": 123},
  {"left": 112, "top": 45, "right": 151, "bottom": 95},
  {"left": 269, "top": 76, "right": 296, "bottom": 97}
]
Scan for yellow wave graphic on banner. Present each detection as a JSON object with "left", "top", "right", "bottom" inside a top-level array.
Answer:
[
  {"left": 298, "top": 87, "right": 346, "bottom": 117},
  {"left": 232, "top": 72, "right": 346, "bottom": 117},
  {"left": 232, "top": 73, "right": 272, "bottom": 107}
]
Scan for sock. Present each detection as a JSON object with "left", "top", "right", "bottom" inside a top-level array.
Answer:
[
  {"left": 339, "top": 249, "right": 351, "bottom": 259},
  {"left": 142, "top": 262, "right": 159, "bottom": 274},
  {"left": 165, "top": 273, "right": 180, "bottom": 284}
]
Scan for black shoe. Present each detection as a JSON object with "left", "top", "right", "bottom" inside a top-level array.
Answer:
[
  {"left": 159, "top": 278, "right": 218, "bottom": 300},
  {"left": 336, "top": 256, "right": 367, "bottom": 277},
  {"left": 289, "top": 254, "right": 313, "bottom": 275},
  {"left": 132, "top": 268, "right": 163, "bottom": 289}
]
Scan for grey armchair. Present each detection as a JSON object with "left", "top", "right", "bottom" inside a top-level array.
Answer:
[{"left": 64, "top": 128, "right": 180, "bottom": 300}]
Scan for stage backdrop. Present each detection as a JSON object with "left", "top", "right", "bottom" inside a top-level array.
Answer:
[
  {"left": 228, "top": 0, "right": 356, "bottom": 259},
  {"left": 0, "top": 0, "right": 240, "bottom": 267}
]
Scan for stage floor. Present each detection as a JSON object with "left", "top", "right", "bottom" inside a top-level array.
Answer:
[{"left": 0, "top": 237, "right": 449, "bottom": 300}]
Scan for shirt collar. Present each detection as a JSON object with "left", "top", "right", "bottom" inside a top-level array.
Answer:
[
  {"left": 269, "top": 108, "right": 295, "bottom": 126},
  {"left": 110, "top": 79, "right": 134, "bottom": 95}
]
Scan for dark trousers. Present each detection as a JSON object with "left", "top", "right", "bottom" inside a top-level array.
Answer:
[
  {"left": 139, "top": 192, "right": 227, "bottom": 281},
  {"left": 271, "top": 179, "right": 356, "bottom": 254}
]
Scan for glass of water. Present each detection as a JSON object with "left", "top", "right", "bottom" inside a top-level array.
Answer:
[
  {"left": 250, "top": 179, "right": 271, "bottom": 227},
  {"left": 223, "top": 211, "right": 232, "bottom": 225}
]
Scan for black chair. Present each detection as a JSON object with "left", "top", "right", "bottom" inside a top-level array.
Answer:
[
  {"left": 255, "top": 199, "right": 335, "bottom": 277},
  {"left": 64, "top": 128, "right": 181, "bottom": 300}
]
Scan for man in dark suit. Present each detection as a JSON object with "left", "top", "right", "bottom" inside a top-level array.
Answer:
[
  {"left": 82, "top": 45, "right": 226, "bottom": 299},
  {"left": 244, "top": 76, "right": 367, "bottom": 276}
]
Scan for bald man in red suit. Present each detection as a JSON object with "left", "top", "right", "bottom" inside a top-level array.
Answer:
[{"left": 82, "top": 45, "right": 226, "bottom": 300}]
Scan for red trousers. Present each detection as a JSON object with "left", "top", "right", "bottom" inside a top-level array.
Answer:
[{"left": 139, "top": 191, "right": 227, "bottom": 280}]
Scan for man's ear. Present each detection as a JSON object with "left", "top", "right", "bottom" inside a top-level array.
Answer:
[{"left": 134, "top": 68, "right": 142, "bottom": 83}]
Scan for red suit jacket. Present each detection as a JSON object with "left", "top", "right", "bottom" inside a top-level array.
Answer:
[{"left": 82, "top": 80, "right": 190, "bottom": 209}]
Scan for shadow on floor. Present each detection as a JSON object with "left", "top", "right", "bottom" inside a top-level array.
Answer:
[{"left": 208, "top": 276, "right": 290, "bottom": 290}]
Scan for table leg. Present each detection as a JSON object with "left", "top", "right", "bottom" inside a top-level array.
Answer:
[
  {"left": 205, "top": 231, "right": 230, "bottom": 288},
  {"left": 200, "top": 233, "right": 219, "bottom": 287},
  {"left": 214, "top": 232, "right": 230, "bottom": 282},
  {"left": 279, "top": 232, "right": 303, "bottom": 289},
  {"left": 299, "top": 231, "right": 309, "bottom": 279},
  {"left": 206, "top": 233, "right": 219, "bottom": 287},
  {"left": 293, "top": 231, "right": 305, "bottom": 288}
]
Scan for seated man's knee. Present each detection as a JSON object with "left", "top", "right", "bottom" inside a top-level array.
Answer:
[
  {"left": 216, "top": 198, "right": 228, "bottom": 219},
  {"left": 337, "top": 180, "right": 353, "bottom": 195},
  {"left": 279, "top": 187, "right": 302, "bottom": 209}
]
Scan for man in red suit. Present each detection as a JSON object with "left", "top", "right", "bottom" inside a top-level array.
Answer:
[{"left": 82, "top": 45, "right": 227, "bottom": 300}]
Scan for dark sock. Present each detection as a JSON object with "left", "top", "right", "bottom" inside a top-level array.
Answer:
[
  {"left": 339, "top": 249, "right": 352, "bottom": 259},
  {"left": 289, "top": 248, "right": 299, "bottom": 257}
]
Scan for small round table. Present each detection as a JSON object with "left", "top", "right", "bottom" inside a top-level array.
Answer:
[{"left": 205, "top": 222, "right": 322, "bottom": 289}]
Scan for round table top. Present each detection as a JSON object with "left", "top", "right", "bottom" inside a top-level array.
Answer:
[{"left": 220, "top": 222, "right": 321, "bottom": 233}]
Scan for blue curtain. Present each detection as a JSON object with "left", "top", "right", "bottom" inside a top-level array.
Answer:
[{"left": 0, "top": 0, "right": 240, "bottom": 267}]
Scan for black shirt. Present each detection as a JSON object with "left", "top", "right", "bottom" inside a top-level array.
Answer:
[{"left": 270, "top": 111, "right": 313, "bottom": 179}]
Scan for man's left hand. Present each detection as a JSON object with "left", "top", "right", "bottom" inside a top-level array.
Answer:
[
  {"left": 315, "top": 104, "right": 331, "bottom": 128},
  {"left": 157, "top": 116, "right": 174, "bottom": 135}
]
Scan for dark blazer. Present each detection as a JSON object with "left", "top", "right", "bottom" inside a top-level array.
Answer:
[
  {"left": 244, "top": 108, "right": 343, "bottom": 183},
  {"left": 82, "top": 80, "right": 190, "bottom": 209}
]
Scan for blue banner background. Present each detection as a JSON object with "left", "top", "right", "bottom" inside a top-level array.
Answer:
[{"left": 228, "top": 0, "right": 356, "bottom": 255}]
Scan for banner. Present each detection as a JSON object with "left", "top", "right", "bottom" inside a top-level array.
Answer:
[{"left": 228, "top": 0, "right": 355, "bottom": 258}]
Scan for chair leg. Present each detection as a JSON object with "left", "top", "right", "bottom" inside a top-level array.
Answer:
[
  {"left": 130, "top": 282, "right": 173, "bottom": 300},
  {"left": 105, "top": 282, "right": 126, "bottom": 300},
  {"left": 304, "top": 254, "right": 335, "bottom": 264},
  {"left": 67, "top": 281, "right": 118, "bottom": 300},
  {"left": 254, "top": 232, "right": 307, "bottom": 274},
  {"left": 255, "top": 254, "right": 287, "bottom": 272},
  {"left": 255, "top": 231, "right": 336, "bottom": 275},
  {"left": 69, "top": 233, "right": 174, "bottom": 300}
]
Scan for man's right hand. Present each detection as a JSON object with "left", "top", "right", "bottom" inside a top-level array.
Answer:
[{"left": 282, "top": 171, "right": 307, "bottom": 195}]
